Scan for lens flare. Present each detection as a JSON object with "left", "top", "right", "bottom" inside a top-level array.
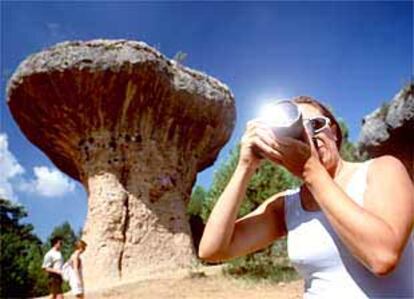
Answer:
[
  {"left": 259, "top": 101, "right": 297, "bottom": 127},
  {"left": 257, "top": 100, "right": 305, "bottom": 140}
]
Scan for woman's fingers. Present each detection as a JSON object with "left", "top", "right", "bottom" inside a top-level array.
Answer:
[
  {"left": 243, "top": 123, "right": 276, "bottom": 147},
  {"left": 255, "top": 127, "right": 277, "bottom": 146},
  {"left": 303, "top": 125, "right": 319, "bottom": 157},
  {"left": 252, "top": 135, "right": 283, "bottom": 163},
  {"left": 242, "top": 119, "right": 322, "bottom": 177},
  {"left": 276, "top": 135, "right": 305, "bottom": 147},
  {"left": 246, "top": 119, "right": 274, "bottom": 133},
  {"left": 246, "top": 118, "right": 261, "bottom": 131},
  {"left": 242, "top": 120, "right": 290, "bottom": 164},
  {"left": 274, "top": 135, "right": 310, "bottom": 156}
]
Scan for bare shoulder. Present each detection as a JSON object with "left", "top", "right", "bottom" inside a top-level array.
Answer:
[
  {"left": 370, "top": 155, "right": 405, "bottom": 168},
  {"left": 364, "top": 156, "right": 414, "bottom": 245},
  {"left": 367, "top": 155, "right": 414, "bottom": 203},
  {"left": 71, "top": 251, "right": 80, "bottom": 260},
  {"left": 368, "top": 155, "right": 410, "bottom": 181}
]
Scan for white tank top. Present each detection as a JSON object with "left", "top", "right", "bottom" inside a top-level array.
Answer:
[{"left": 284, "top": 160, "right": 414, "bottom": 299}]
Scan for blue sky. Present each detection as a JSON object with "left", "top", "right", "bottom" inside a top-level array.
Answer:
[{"left": 1, "top": 1, "right": 412, "bottom": 241}]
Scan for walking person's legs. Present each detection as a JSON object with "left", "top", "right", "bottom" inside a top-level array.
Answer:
[{"left": 48, "top": 273, "right": 64, "bottom": 299}]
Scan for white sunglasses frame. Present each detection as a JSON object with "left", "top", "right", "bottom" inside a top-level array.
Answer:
[{"left": 304, "top": 116, "right": 331, "bottom": 135}]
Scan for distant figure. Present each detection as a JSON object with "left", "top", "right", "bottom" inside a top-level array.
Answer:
[
  {"left": 62, "top": 240, "right": 87, "bottom": 298},
  {"left": 42, "top": 236, "right": 64, "bottom": 299}
]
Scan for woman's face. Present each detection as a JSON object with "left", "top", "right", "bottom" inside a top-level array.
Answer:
[{"left": 298, "top": 103, "right": 340, "bottom": 170}]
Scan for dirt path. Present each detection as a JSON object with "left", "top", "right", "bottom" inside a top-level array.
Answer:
[
  {"left": 58, "top": 266, "right": 303, "bottom": 299},
  {"left": 93, "top": 276, "right": 303, "bottom": 299}
]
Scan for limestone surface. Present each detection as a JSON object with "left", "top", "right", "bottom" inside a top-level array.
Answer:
[{"left": 359, "top": 84, "right": 414, "bottom": 179}]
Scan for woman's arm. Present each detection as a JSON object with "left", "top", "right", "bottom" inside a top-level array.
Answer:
[
  {"left": 198, "top": 164, "right": 288, "bottom": 262},
  {"left": 72, "top": 252, "right": 83, "bottom": 282},
  {"left": 304, "top": 155, "right": 414, "bottom": 276},
  {"left": 73, "top": 253, "right": 79, "bottom": 270},
  {"left": 198, "top": 163, "right": 256, "bottom": 261},
  {"left": 198, "top": 120, "right": 287, "bottom": 262},
  {"left": 43, "top": 267, "right": 61, "bottom": 275},
  {"left": 222, "top": 191, "right": 287, "bottom": 260}
]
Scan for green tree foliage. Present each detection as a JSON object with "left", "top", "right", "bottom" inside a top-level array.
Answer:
[
  {"left": 199, "top": 144, "right": 300, "bottom": 222},
  {"left": 77, "top": 227, "right": 83, "bottom": 240},
  {"left": 0, "top": 198, "right": 48, "bottom": 298},
  {"left": 243, "top": 161, "right": 300, "bottom": 215},
  {"left": 223, "top": 238, "right": 298, "bottom": 282},
  {"left": 26, "top": 242, "right": 49, "bottom": 297},
  {"left": 187, "top": 185, "right": 207, "bottom": 217},
  {"left": 200, "top": 146, "right": 240, "bottom": 221},
  {"left": 0, "top": 199, "right": 82, "bottom": 297},
  {"left": 338, "top": 120, "right": 367, "bottom": 162},
  {"left": 187, "top": 186, "right": 206, "bottom": 252}
]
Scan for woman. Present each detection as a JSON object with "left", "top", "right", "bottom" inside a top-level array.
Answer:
[
  {"left": 198, "top": 96, "right": 414, "bottom": 298},
  {"left": 63, "top": 240, "right": 87, "bottom": 298}
]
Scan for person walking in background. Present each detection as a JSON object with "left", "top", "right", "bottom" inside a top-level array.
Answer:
[
  {"left": 42, "top": 236, "right": 64, "bottom": 299},
  {"left": 199, "top": 96, "right": 414, "bottom": 298},
  {"left": 62, "top": 240, "right": 87, "bottom": 298}
]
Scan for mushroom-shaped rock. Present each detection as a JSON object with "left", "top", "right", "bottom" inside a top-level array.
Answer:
[
  {"left": 7, "top": 40, "right": 236, "bottom": 287},
  {"left": 359, "top": 84, "right": 414, "bottom": 180}
]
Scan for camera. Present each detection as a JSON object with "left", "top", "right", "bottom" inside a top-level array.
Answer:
[{"left": 259, "top": 100, "right": 305, "bottom": 140}]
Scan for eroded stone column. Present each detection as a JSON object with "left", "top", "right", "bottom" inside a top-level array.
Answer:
[
  {"left": 78, "top": 130, "right": 200, "bottom": 285},
  {"left": 7, "top": 39, "right": 236, "bottom": 288},
  {"left": 83, "top": 172, "right": 128, "bottom": 282}
]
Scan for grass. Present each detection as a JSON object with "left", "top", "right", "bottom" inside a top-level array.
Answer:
[{"left": 221, "top": 242, "right": 300, "bottom": 284}]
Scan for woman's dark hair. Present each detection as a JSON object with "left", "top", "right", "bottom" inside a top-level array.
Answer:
[
  {"left": 51, "top": 236, "right": 63, "bottom": 246},
  {"left": 292, "top": 95, "right": 343, "bottom": 149}
]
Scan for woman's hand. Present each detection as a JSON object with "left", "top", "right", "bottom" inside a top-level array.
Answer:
[
  {"left": 239, "top": 119, "right": 283, "bottom": 170},
  {"left": 276, "top": 128, "right": 327, "bottom": 179},
  {"left": 239, "top": 119, "right": 326, "bottom": 179},
  {"left": 273, "top": 135, "right": 312, "bottom": 177}
]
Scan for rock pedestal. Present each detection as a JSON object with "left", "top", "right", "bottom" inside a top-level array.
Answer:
[
  {"left": 7, "top": 40, "right": 236, "bottom": 287},
  {"left": 359, "top": 84, "right": 414, "bottom": 180}
]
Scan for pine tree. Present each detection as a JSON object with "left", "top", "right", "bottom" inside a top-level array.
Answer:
[{"left": 0, "top": 198, "right": 48, "bottom": 297}]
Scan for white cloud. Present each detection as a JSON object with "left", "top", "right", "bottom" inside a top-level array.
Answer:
[
  {"left": 0, "top": 132, "right": 76, "bottom": 200},
  {"left": 0, "top": 133, "right": 24, "bottom": 201},
  {"left": 19, "top": 166, "right": 76, "bottom": 198}
]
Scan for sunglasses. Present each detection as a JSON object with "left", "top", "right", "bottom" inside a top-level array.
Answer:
[{"left": 304, "top": 116, "right": 331, "bottom": 135}]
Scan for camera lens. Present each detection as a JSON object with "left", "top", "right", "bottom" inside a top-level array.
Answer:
[{"left": 259, "top": 100, "right": 304, "bottom": 140}]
